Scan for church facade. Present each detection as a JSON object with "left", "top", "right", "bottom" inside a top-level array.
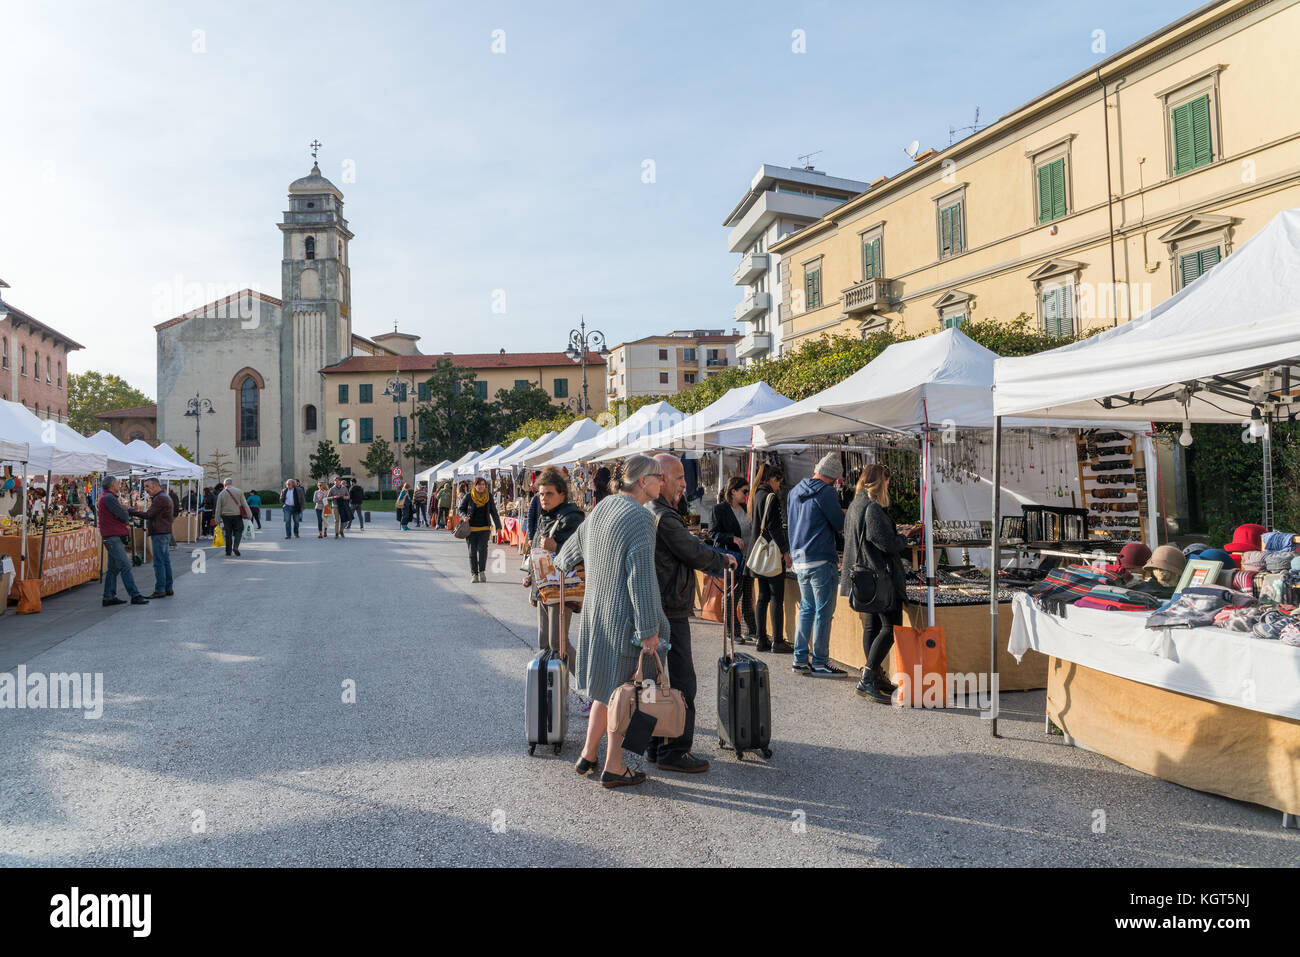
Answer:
[{"left": 155, "top": 161, "right": 391, "bottom": 492}]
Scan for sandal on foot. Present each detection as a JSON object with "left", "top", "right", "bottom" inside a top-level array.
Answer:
[
  {"left": 574, "top": 756, "right": 600, "bottom": 776},
  {"left": 600, "top": 767, "right": 646, "bottom": 789}
]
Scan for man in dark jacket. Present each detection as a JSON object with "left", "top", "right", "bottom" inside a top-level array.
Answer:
[
  {"left": 787, "top": 453, "right": 847, "bottom": 677},
  {"left": 130, "top": 477, "right": 175, "bottom": 598},
  {"left": 97, "top": 476, "right": 148, "bottom": 607},
  {"left": 282, "top": 479, "right": 304, "bottom": 539},
  {"left": 348, "top": 479, "right": 365, "bottom": 530},
  {"left": 646, "top": 453, "right": 736, "bottom": 773}
]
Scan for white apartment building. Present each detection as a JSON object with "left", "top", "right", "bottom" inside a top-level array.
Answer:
[
  {"left": 725, "top": 164, "right": 870, "bottom": 364},
  {"left": 605, "top": 329, "right": 741, "bottom": 403}
]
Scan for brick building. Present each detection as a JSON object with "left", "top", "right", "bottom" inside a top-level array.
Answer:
[{"left": 0, "top": 278, "right": 83, "bottom": 421}]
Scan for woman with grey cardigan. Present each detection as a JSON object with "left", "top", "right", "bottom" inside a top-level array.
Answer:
[
  {"left": 840, "top": 464, "right": 918, "bottom": 703},
  {"left": 556, "top": 454, "right": 671, "bottom": 789}
]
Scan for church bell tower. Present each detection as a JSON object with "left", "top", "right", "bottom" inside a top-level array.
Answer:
[{"left": 278, "top": 144, "right": 354, "bottom": 479}]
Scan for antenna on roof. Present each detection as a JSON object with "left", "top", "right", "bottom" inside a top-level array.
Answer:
[
  {"left": 796, "top": 150, "right": 823, "bottom": 170},
  {"left": 903, "top": 140, "right": 920, "bottom": 160},
  {"left": 948, "top": 107, "right": 981, "bottom": 146}
]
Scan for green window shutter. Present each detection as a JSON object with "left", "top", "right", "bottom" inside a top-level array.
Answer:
[
  {"left": 474, "top": 381, "right": 487, "bottom": 400},
  {"left": 862, "top": 237, "right": 881, "bottom": 279},
  {"left": 1043, "top": 287, "right": 1066, "bottom": 336},
  {"left": 554, "top": 378, "right": 568, "bottom": 398},
  {"left": 1036, "top": 164, "right": 1054, "bottom": 224},
  {"left": 951, "top": 203, "right": 963, "bottom": 253},
  {"left": 338, "top": 384, "right": 348, "bottom": 404},
  {"left": 359, "top": 418, "right": 373, "bottom": 443},
  {"left": 359, "top": 384, "right": 373, "bottom": 404},
  {"left": 513, "top": 379, "right": 529, "bottom": 391},
  {"left": 805, "top": 268, "right": 821, "bottom": 308},
  {"left": 417, "top": 382, "right": 431, "bottom": 402},
  {"left": 1180, "top": 251, "right": 1201, "bottom": 288},
  {"left": 1199, "top": 246, "right": 1220, "bottom": 272},
  {"left": 1051, "top": 160, "right": 1067, "bottom": 219},
  {"left": 1190, "top": 94, "right": 1212, "bottom": 169},
  {"left": 940, "top": 206, "right": 953, "bottom": 255}
]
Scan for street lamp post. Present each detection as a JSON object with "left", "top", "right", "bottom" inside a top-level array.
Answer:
[
  {"left": 563, "top": 315, "right": 610, "bottom": 415},
  {"left": 183, "top": 393, "right": 215, "bottom": 463},
  {"left": 383, "top": 372, "right": 416, "bottom": 488}
]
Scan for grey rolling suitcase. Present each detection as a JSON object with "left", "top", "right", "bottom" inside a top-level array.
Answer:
[{"left": 526, "top": 575, "right": 569, "bottom": 755}]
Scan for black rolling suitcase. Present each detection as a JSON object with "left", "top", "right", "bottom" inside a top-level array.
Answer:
[
  {"left": 716, "top": 566, "right": 773, "bottom": 760},
  {"left": 526, "top": 575, "right": 569, "bottom": 755}
]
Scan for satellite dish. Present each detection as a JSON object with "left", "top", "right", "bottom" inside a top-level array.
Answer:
[{"left": 904, "top": 140, "right": 920, "bottom": 159}]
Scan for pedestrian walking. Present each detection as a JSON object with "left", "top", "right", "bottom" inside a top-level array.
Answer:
[
  {"left": 282, "top": 479, "right": 304, "bottom": 538},
  {"left": 749, "top": 463, "right": 793, "bottom": 653},
  {"left": 414, "top": 483, "right": 429, "bottom": 527},
  {"left": 97, "top": 476, "right": 148, "bottom": 607},
  {"left": 128, "top": 476, "right": 175, "bottom": 598},
  {"left": 842, "top": 464, "right": 917, "bottom": 702},
  {"left": 395, "top": 482, "right": 413, "bottom": 531},
  {"left": 556, "top": 454, "right": 671, "bottom": 788},
  {"left": 348, "top": 478, "right": 365, "bottom": 530},
  {"left": 647, "top": 454, "right": 735, "bottom": 773},
  {"left": 214, "top": 478, "right": 252, "bottom": 557},
  {"left": 458, "top": 476, "right": 500, "bottom": 582},
  {"left": 328, "top": 477, "right": 349, "bottom": 538},
  {"left": 201, "top": 485, "right": 216, "bottom": 540},
  {"left": 710, "top": 475, "right": 759, "bottom": 642},
  {"left": 436, "top": 481, "right": 452, "bottom": 528},
  {"left": 313, "top": 482, "right": 328, "bottom": 538},
  {"left": 788, "top": 453, "right": 847, "bottom": 676},
  {"left": 528, "top": 466, "right": 584, "bottom": 677},
  {"left": 246, "top": 489, "right": 263, "bottom": 529}
]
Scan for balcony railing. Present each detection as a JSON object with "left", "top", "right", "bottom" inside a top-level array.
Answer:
[
  {"left": 737, "top": 332, "right": 772, "bottom": 359},
  {"left": 733, "top": 253, "right": 769, "bottom": 285},
  {"left": 842, "top": 277, "right": 893, "bottom": 314},
  {"left": 705, "top": 357, "right": 729, "bottom": 368},
  {"left": 734, "top": 291, "right": 771, "bottom": 323}
]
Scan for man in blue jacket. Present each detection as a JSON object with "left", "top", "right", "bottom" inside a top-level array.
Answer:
[{"left": 787, "top": 453, "right": 847, "bottom": 677}]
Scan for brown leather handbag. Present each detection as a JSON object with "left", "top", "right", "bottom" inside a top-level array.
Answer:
[
  {"left": 699, "top": 574, "right": 739, "bottom": 624},
  {"left": 607, "top": 651, "right": 686, "bottom": 740},
  {"left": 16, "top": 579, "right": 42, "bottom": 614}
]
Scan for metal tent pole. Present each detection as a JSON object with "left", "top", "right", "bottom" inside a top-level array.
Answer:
[
  {"left": 922, "top": 405, "right": 936, "bottom": 627},
  {"left": 989, "top": 416, "right": 1003, "bottom": 738},
  {"left": 19, "top": 462, "right": 28, "bottom": 582}
]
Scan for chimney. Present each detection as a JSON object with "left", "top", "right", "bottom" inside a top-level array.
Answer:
[{"left": 913, "top": 148, "right": 938, "bottom": 163}]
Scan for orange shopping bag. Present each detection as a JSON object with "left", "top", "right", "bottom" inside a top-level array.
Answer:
[{"left": 890, "top": 626, "right": 948, "bottom": 708}]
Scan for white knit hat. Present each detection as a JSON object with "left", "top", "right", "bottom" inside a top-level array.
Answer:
[{"left": 814, "top": 452, "right": 842, "bottom": 480}]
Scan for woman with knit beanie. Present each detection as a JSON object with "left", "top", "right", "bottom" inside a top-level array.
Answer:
[{"left": 458, "top": 476, "right": 501, "bottom": 583}]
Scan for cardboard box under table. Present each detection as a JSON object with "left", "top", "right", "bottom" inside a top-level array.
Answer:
[{"left": 1010, "top": 592, "right": 1300, "bottom": 816}]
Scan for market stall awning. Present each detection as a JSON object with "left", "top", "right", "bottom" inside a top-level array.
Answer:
[
  {"left": 437, "top": 451, "right": 479, "bottom": 481},
  {"left": 993, "top": 208, "right": 1300, "bottom": 423},
  {"left": 519, "top": 419, "right": 603, "bottom": 467},
  {"left": 0, "top": 400, "right": 108, "bottom": 474},
  {"left": 455, "top": 445, "right": 503, "bottom": 478},
  {"left": 416, "top": 460, "right": 452, "bottom": 486},
  {"left": 125, "top": 438, "right": 185, "bottom": 475},
  {"left": 87, "top": 430, "right": 157, "bottom": 473},
  {"left": 552, "top": 401, "right": 682, "bottom": 464},
  {"left": 0, "top": 437, "right": 29, "bottom": 465},
  {"left": 596, "top": 382, "right": 792, "bottom": 458},
  {"left": 153, "top": 442, "right": 205, "bottom": 480},
  {"left": 499, "top": 431, "right": 554, "bottom": 468},
  {"left": 474, "top": 436, "right": 533, "bottom": 471}
]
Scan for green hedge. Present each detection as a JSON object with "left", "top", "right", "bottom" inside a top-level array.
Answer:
[
  {"left": 257, "top": 490, "right": 280, "bottom": 505},
  {"left": 363, "top": 490, "right": 399, "bottom": 501}
]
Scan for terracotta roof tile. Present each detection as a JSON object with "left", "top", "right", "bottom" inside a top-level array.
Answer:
[{"left": 321, "top": 352, "right": 606, "bottom": 374}]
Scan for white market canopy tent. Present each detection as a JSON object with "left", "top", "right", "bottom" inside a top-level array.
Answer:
[
  {"left": 437, "top": 451, "right": 479, "bottom": 481},
  {"left": 416, "top": 460, "right": 453, "bottom": 486},
  {"left": 552, "top": 401, "right": 683, "bottom": 465},
  {"left": 0, "top": 437, "right": 29, "bottom": 464},
  {"left": 596, "top": 382, "right": 792, "bottom": 459},
  {"left": 500, "top": 431, "right": 554, "bottom": 468},
  {"left": 518, "top": 419, "right": 602, "bottom": 468},
  {"left": 0, "top": 400, "right": 107, "bottom": 474},
  {"left": 994, "top": 208, "right": 1300, "bottom": 423},
  {"left": 474, "top": 436, "right": 532, "bottom": 472},
  {"left": 87, "top": 430, "right": 156, "bottom": 473},
  {"left": 456, "top": 445, "right": 503, "bottom": 478},
  {"left": 154, "top": 442, "right": 205, "bottom": 480},
  {"left": 126, "top": 439, "right": 182, "bottom": 475}
]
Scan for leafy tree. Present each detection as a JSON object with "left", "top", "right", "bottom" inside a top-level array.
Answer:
[
  {"left": 308, "top": 439, "right": 343, "bottom": 481},
  {"left": 493, "top": 382, "right": 558, "bottom": 436},
  {"left": 362, "top": 437, "right": 395, "bottom": 488},
  {"left": 172, "top": 444, "right": 195, "bottom": 462},
  {"left": 507, "top": 410, "right": 578, "bottom": 444},
  {"left": 67, "top": 372, "right": 152, "bottom": 436},
  {"left": 408, "top": 359, "right": 496, "bottom": 465},
  {"left": 202, "top": 450, "right": 235, "bottom": 483}
]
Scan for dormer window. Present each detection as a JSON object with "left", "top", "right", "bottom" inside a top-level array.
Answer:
[{"left": 305, "top": 236, "right": 316, "bottom": 260}]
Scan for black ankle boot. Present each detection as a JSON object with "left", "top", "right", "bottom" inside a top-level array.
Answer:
[
  {"left": 755, "top": 636, "right": 772, "bottom": 652},
  {"left": 873, "top": 665, "right": 897, "bottom": 695},
  {"left": 856, "top": 671, "right": 892, "bottom": 704}
]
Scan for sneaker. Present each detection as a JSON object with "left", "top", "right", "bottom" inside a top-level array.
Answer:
[
  {"left": 102, "top": 597, "right": 126, "bottom": 607},
  {"left": 657, "top": 752, "right": 709, "bottom": 773},
  {"left": 791, "top": 661, "right": 812, "bottom": 674},
  {"left": 807, "top": 664, "right": 847, "bottom": 678},
  {"left": 129, "top": 595, "right": 150, "bottom": 605},
  {"left": 770, "top": 640, "right": 795, "bottom": 654}
]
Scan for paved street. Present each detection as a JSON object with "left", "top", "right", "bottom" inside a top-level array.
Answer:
[{"left": 1, "top": 518, "right": 1295, "bottom": 867}]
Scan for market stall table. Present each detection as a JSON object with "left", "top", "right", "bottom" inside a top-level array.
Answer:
[{"left": 1, "top": 523, "right": 101, "bottom": 599}]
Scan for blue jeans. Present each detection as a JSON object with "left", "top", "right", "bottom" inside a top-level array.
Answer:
[
  {"left": 150, "top": 533, "right": 173, "bottom": 593},
  {"left": 283, "top": 508, "right": 300, "bottom": 536},
  {"left": 793, "top": 563, "right": 838, "bottom": 668},
  {"left": 102, "top": 536, "right": 141, "bottom": 600}
]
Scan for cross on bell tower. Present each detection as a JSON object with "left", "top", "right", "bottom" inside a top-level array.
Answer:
[{"left": 310, "top": 139, "right": 322, "bottom": 161}]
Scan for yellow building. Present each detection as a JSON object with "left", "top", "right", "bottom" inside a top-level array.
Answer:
[
  {"left": 776, "top": 0, "right": 1300, "bottom": 345},
  {"left": 321, "top": 347, "right": 606, "bottom": 483}
]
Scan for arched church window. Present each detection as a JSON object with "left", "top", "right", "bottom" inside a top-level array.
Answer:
[
  {"left": 304, "top": 404, "right": 317, "bottom": 432},
  {"left": 305, "top": 236, "right": 316, "bottom": 260},
  {"left": 240, "top": 379, "right": 259, "bottom": 444}
]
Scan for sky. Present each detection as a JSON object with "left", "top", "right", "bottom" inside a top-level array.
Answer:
[{"left": 0, "top": 0, "right": 1201, "bottom": 396}]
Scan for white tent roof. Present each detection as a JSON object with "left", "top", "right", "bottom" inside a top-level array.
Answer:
[
  {"left": 87, "top": 430, "right": 156, "bottom": 473},
  {"left": 416, "top": 460, "right": 452, "bottom": 485},
  {"left": 553, "top": 401, "right": 683, "bottom": 464},
  {"left": 518, "top": 419, "right": 603, "bottom": 467},
  {"left": 729, "top": 328, "right": 1148, "bottom": 444},
  {"left": 596, "top": 382, "right": 792, "bottom": 459},
  {"left": 153, "top": 442, "right": 205, "bottom": 480},
  {"left": 500, "top": 431, "right": 555, "bottom": 467},
  {"left": 456, "top": 445, "right": 503, "bottom": 478},
  {"left": 994, "top": 209, "right": 1300, "bottom": 423},
  {"left": 474, "top": 436, "right": 532, "bottom": 471},
  {"left": 0, "top": 400, "right": 108, "bottom": 474},
  {"left": 125, "top": 439, "right": 182, "bottom": 474},
  {"left": 0, "top": 437, "right": 29, "bottom": 465},
  {"left": 437, "top": 451, "right": 478, "bottom": 481}
]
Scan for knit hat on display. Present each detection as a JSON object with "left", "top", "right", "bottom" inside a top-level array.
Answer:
[
  {"left": 1224, "top": 523, "right": 1266, "bottom": 554},
  {"left": 814, "top": 453, "right": 843, "bottom": 481},
  {"left": 1144, "top": 545, "right": 1187, "bottom": 575},
  {"left": 1181, "top": 542, "right": 1210, "bottom": 556},
  {"left": 1196, "top": 547, "right": 1236, "bottom": 568},
  {"left": 1117, "top": 542, "right": 1152, "bottom": 571}
]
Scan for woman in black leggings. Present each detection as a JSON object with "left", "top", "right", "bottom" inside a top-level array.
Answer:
[
  {"left": 749, "top": 463, "right": 793, "bottom": 653},
  {"left": 458, "top": 476, "right": 501, "bottom": 583},
  {"left": 841, "top": 464, "right": 917, "bottom": 702}
]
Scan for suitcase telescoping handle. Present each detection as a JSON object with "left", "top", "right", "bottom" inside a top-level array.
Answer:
[
  {"left": 558, "top": 563, "right": 568, "bottom": 665},
  {"left": 722, "top": 563, "right": 735, "bottom": 661}
]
